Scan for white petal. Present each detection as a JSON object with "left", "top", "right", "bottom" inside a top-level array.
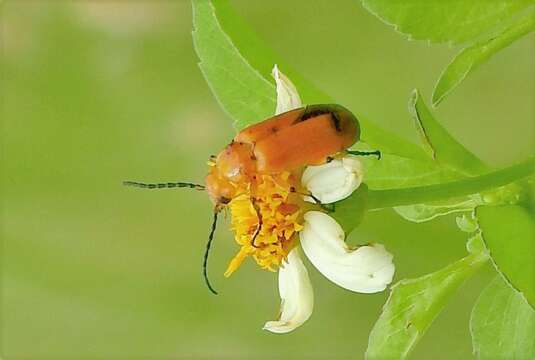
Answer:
[
  {"left": 302, "top": 156, "right": 364, "bottom": 204},
  {"left": 272, "top": 64, "right": 302, "bottom": 115},
  {"left": 300, "top": 211, "right": 395, "bottom": 293},
  {"left": 263, "top": 248, "right": 314, "bottom": 334}
]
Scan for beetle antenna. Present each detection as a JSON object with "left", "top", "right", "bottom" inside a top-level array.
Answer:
[
  {"left": 346, "top": 150, "right": 381, "bottom": 160},
  {"left": 203, "top": 211, "right": 219, "bottom": 295},
  {"left": 250, "top": 197, "right": 263, "bottom": 248},
  {"left": 123, "top": 181, "right": 205, "bottom": 190}
]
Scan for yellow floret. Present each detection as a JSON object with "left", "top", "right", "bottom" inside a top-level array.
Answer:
[{"left": 225, "top": 171, "right": 304, "bottom": 276}]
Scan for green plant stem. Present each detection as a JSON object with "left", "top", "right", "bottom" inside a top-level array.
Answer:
[{"left": 367, "top": 156, "right": 535, "bottom": 210}]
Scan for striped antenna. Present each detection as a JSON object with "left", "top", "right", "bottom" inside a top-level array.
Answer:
[
  {"left": 123, "top": 181, "right": 205, "bottom": 190},
  {"left": 203, "top": 211, "right": 219, "bottom": 295}
]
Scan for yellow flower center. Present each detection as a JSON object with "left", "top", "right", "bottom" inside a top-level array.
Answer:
[{"left": 224, "top": 171, "right": 305, "bottom": 276}]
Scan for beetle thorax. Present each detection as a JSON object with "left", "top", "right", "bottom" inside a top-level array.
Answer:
[
  {"left": 215, "top": 141, "right": 256, "bottom": 179},
  {"left": 205, "top": 141, "right": 257, "bottom": 207}
]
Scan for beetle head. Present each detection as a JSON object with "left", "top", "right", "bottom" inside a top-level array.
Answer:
[{"left": 205, "top": 170, "right": 236, "bottom": 209}]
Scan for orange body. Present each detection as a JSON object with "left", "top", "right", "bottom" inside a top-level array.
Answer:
[{"left": 205, "top": 104, "right": 360, "bottom": 207}]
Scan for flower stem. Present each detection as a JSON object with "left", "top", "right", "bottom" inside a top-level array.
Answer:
[{"left": 367, "top": 156, "right": 535, "bottom": 210}]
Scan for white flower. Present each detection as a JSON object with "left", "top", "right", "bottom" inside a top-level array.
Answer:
[
  {"left": 264, "top": 66, "right": 395, "bottom": 334},
  {"left": 263, "top": 249, "right": 314, "bottom": 334},
  {"left": 272, "top": 64, "right": 302, "bottom": 115},
  {"left": 302, "top": 157, "right": 364, "bottom": 204},
  {"left": 300, "top": 211, "right": 394, "bottom": 293}
]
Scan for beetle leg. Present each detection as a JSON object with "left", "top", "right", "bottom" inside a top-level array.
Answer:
[
  {"left": 313, "top": 200, "right": 335, "bottom": 213},
  {"left": 346, "top": 149, "right": 382, "bottom": 160},
  {"left": 289, "top": 187, "right": 335, "bottom": 213},
  {"left": 250, "top": 197, "right": 263, "bottom": 248},
  {"left": 311, "top": 196, "right": 336, "bottom": 213}
]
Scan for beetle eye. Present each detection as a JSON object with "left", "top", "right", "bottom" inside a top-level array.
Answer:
[{"left": 220, "top": 196, "right": 231, "bottom": 204}]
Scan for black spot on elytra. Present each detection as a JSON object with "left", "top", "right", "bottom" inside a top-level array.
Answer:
[
  {"left": 330, "top": 111, "right": 342, "bottom": 132},
  {"left": 296, "top": 107, "right": 331, "bottom": 123},
  {"left": 294, "top": 106, "right": 343, "bottom": 133}
]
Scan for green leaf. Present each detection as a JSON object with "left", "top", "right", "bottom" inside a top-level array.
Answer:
[
  {"left": 360, "top": 154, "right": 463, "bottom": 190},
  {"left": 210, "top": 0, "right": 329, "bottom": 106},
  {"left": 360, "top": 1, "right": 535, "bottom": 106},
  {"left": 191, "top": 0, "right": 276, "bottom": 129},
  {"left": 466, "top": 232, "right": 487, "bottom": 254},
  {"left": 360, "top": 0, "right": 534, "bottom": 45},
  {"left": 367, "top": 156, "right": 535, "bottom": 210},
  {"left": 470, "top": 276, "right": 535, "bottom": 359},
  {"left": 353, "top": 119, "right": 430, "bottom": 161},
  {"left": 524, "top": 176, "right": 535, "bottom": 213},
  {"left": 394, "top": 89, "right": 489, "bottom": 223},
  {"left": 433, "top": 10, "right": 535, "bottom": 106},
  {"left": 331, "top": 185, "right": 368, "bottom": 235},
  {"left": 366, "top": 234, "right": 488, "bottom": 359},
  {"left": 456, "top": 213, "right": 479, "bottom": 233},
  {"left": 477, "top": 205, "right": 535, "bottom": 308},
  {"left": 192, "top": 0, "right": 428, "bottom": 160},
  {"left": 335, "top": 155, "right": 477, "bottom": 230},
  {"left": 394, "top": 195, "right": 482, "bottom": 223},
  {"left": 409, "top": 89, "right": 488, "bottom": 175}
]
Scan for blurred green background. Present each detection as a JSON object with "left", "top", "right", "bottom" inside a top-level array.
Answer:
[{"left": 1, "top": 1, "right": 534, "bottom": 358}]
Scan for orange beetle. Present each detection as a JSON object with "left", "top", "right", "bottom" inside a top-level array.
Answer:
[
  {"left": 124, "top": 104, "right": 379, "bottom": 294},
  {"left": 205, "top": 104, "right": 360, "bottom": 209}
]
